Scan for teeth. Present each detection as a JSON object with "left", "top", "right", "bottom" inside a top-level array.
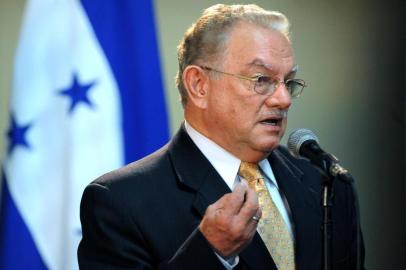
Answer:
[{"left": 261, "top": 120, "right": 277, "bottom": 125}]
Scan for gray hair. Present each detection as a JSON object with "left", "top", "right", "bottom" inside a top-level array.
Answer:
[{"left": 176, "top": 4, "right": 291, "bottom": 107}]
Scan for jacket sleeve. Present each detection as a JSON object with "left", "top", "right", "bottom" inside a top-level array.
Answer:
[{"left": 77, "top": 183, "right": 227, "bottom": 270}]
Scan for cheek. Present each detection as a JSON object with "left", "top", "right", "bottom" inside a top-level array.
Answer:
[
  {"left": 225, "top": 99, "right": 252, "bottom": 123},
  {"left": 209, "top": 86, "right": 234, "bottom": 114},
  {"left": 228, "top": 98, "right": 262, "bottom": 131},
  {"left": 208, "top": 81, "right": 259, "bottom": 126}
]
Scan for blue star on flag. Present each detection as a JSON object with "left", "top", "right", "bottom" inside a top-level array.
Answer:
[
  {"left": 7, "top": 114, "right": 32, "bottom": 155},
  {"left": 59, "top": 73, "right": 96, "bottom": 114}
]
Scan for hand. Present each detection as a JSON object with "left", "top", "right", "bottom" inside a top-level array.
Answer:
[{"left": 199, "top": 181, "right": 261, "bottom": 259}]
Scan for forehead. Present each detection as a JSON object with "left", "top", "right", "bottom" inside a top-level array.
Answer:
[{"left": 222, "top": 22, "right": 295, "bottom": 73}]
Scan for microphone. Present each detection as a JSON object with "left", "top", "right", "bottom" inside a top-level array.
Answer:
[{"left": 287, "top": 128, "right": 348, "bottom": 177}]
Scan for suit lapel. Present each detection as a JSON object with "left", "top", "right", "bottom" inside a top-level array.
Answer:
[
  {"left": 168, "top": 125, "right": 231, "bottom": 212},
  {"left": 238, "top": 234, "right": 277, "bottom": 270},
  {"left": 269, "top": 148, "right": 321, "bottom": 270}
]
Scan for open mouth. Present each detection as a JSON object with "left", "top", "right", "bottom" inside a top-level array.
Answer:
[
  {"left": 259, "top": 118, "right": 281, "bottom": 126},
  {"left": 258, "top": 110, "right": 287, "bottom": 127}
]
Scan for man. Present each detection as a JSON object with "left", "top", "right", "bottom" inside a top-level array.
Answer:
[{"left": 78, "top": 4, "right": 364, "bottom": 270}]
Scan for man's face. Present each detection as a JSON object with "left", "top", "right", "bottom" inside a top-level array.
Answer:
[{"left": 204, "top": 22, "right": 295, "bottom": 162}]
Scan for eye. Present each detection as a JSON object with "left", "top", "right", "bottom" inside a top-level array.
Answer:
[
  {"left": 285, "top": 79, "right": 294, "bottom": 88},
  {"left": 254, "top": 75, "right": 272, "bottom": 86}
]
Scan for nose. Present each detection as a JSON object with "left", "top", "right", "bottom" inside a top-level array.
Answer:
[{"left": 264, "top": 83, "right": 292, "bottom": 109}]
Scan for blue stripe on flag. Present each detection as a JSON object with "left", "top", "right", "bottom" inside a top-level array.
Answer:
[
  {"left": 81, "top": 0, "right": 170, "bottom": 164},
  {"left": 0, "top": 171, "right": 47, "bottom": 270}
]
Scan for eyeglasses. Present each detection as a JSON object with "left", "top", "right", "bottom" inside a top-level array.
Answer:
[{"left": 200, "top": 66, "right": 306, "bottom": 98}]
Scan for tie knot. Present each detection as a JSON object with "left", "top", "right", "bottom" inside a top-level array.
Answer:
[{"left": 238, "top": 162, "right": 263, "bottom": 184}]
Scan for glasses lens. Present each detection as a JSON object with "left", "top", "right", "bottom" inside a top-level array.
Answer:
[
  {"left": 254, "top": 76, "right": 276, "bottom": 95},
  {"left": 287, "top": 80, "right": 304, "bottom": 98}
]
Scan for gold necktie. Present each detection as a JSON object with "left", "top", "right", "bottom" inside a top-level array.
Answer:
[{"left": 239, "top": 162, "right": 295, "bottom": 270}]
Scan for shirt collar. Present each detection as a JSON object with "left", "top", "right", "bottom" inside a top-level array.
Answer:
[{"left": 184, "top": 121, "right": 278, "bottom": 190}]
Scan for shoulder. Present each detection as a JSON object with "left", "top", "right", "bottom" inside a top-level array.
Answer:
[
  {"left": 273, "top": 146, "right": 353, "bottom": 197},
  {"left": 91, "top": 143, "right": 173, "bottom": 192},
  {"left": 273, "top": 145, "right": 320, "bottom": 177}
]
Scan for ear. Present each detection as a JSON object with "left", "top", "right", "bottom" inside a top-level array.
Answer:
[{"left": 182, "top": 65, "right": 210, "bottom": 109}]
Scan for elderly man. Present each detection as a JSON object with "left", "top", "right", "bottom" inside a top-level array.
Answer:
[{"left": 78, "top": 4, "right": 364, "bottom": 270}]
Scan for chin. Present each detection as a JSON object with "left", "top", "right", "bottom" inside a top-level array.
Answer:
[{"left": 255, "top": 137, "right": 281, "bottom": 153}]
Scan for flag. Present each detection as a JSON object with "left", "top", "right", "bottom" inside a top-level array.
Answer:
[{"left": 0, "top": 0, "right": 169, "bottom": 269}]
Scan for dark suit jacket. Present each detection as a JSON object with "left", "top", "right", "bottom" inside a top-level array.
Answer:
[{"left": 78, "top": 126, "right": 365, "bottom": 269}]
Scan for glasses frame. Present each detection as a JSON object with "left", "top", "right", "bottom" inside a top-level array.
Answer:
[{"left": 200, "top": 65, "right": 307, "bottom": 98}]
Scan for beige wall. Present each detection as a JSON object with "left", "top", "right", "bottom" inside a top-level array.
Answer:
[
  {"left": 0, "top": 0, "right": 24, "bottom": 160},
  {"left": 0, "top": 0, "right": 404, "bottom": 268}
]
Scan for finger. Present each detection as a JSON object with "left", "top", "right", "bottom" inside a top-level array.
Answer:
[
  {"left": 248, "top": 207, "right": 262, "bottom": 227},
  {"left": 237, "top": 185, "right": 259, "bottom": 221},
  {"left": 237, "top": 204, "right": 261, "bottom": 240},
  {"left": 255, "top": 207, "right": 262, "bottom": 220},
  {"left": 223, "top": 181, "right": 249, "bottom": 215}
]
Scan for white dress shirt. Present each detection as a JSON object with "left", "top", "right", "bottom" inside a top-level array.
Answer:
[{"left": 185, "top": 121, "right": 294, "bottom": 269}]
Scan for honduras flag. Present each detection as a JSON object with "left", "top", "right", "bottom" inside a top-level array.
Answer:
[{"left": 0, "top": 0, "right": 169, "bottom": 269}]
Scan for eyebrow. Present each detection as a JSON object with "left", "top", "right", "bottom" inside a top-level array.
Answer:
[
  {"left": 290, "top": 65, "right": 299, "bottom": 73},
  {"left": 247, "top": 59, "right": 272, "bottom": 71},
  {"left": 246, "top": 59, "right": 299, "bottom": 75},
  {"left": 286, "top": 65, "right": 298, "bottom": 79}
]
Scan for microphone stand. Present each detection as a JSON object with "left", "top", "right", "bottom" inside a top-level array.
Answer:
[
  {"left": 316, "top": 159, "right": 361, "bottom": 270},
  {"left": 321, "top": 170, "right": 334, "bottom": 270},
  {"left": 309, "top": 154, "right": 338, "bottom": 270}
]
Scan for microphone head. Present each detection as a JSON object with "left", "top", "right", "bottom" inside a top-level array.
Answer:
[{"left": 287, "top": 128, "right": 319, "bottom": 157}]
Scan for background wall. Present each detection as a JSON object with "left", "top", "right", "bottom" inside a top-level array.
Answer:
[
  {"left": 0, "top": 0, "right": 24, "bottom": 163},
  {"left": 1, "top": 0, "right": 405, "bottom": 269}
]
